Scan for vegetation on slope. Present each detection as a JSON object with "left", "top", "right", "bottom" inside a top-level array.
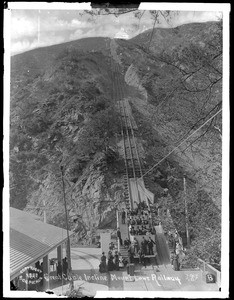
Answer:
[
  {"left": 116, "top": 21, "right": 222, "bottom": 268},
  {"left": 10, "top": 21, "right": 222, "bottom": 266},
  {"left": 10, "top": 46, "right": 121, "bottom": 214}
]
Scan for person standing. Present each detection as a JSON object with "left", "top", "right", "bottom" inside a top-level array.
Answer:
[
  {"left": 117, "top": 227, "right": 122, "bottom": 246},
  {"left": 100, "top": 252, "right": 107, "bottom": 273},
  {"left": 124, "top": 237, "right": 130, "bottom": 248},
  {"left": 150, "top": 226, "right": 156, "bottom": 235},
  {"left": 138, "top": 247, "right": 143, "bottom": 264},
  {"left": 127, "top": 249, "right": 132, "bottom": 265},
  {"left": 174, "top": 231, "right": 179, "bottom": 243},
  {"left": 121, "top": 208, "right": 126, "bottom": 224},
  {"left": 141, "top": 226, "right": 146, "bottom": 235},
  {"left": 176, "top": 242, "right": 182, "bottom": 256},
  {"left": 108, "top": 251, "right": 114, "bottom": 271},
  {"left": 57, "top": 261, "right": 62, "bottom": 279},
  {"left": 133, "top": 237, "right": 139, "bottom": 255},
  {"left": 62, "top": 257, "right": 68, "bottom": 278},
  {"left": 114, "top": 251, "right": 119, "bottom": 271},
  {"left": 148, "top": 237, "right": 156, "bottom": 255},
  {"left": 119, "top": 254, "right": 124, "bottom": 268},
  {"left": 138, "top": 247, "right": 146, "bottom": 267},
  {"left": 109, "top": 242, "right": 114, "bottom": 251},
  {"left": 141, "top": 237, "right": 147, "bottom": 255},
  {"left": 171, "top": 251, "right": 179, "bottom": 271},
  {"left": 126, "top": 208, "right": 130, "bottom": 218}
]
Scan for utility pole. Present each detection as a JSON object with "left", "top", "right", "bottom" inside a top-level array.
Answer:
[
  {"left": 43, "top": 199, "right": 47, "bottom": 223},
  {"left": 183, "top": 175, "right": 190, "bottom": 248},
  {"left": 60, "top": 165, "right": 73, "bottom": 290}
]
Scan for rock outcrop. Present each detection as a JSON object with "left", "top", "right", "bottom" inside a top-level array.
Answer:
[{"left": 125, "top": 64, "right": 148, "bottom": 101}]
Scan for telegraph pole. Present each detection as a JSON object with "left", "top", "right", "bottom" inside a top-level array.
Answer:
[
  {"left": 43, "top": 199, "right": 47, "bottom": 223},
  {"left": 183, "top": 175, "right": 190, "bottom": 248},
  {"left": 60, "top": 165, "right": 73, "bottom": 289}
]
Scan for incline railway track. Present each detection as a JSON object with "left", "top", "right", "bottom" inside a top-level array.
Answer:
[
  {"left": 110, "top": 54, "right": 144, "bottom": 210},
  {"left": 110, "top": 43, "right": 173, "bottom": 268}
]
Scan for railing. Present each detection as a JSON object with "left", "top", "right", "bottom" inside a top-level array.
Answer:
[{"left": 197, "top": 258, "right": 221, "bottom": 288}]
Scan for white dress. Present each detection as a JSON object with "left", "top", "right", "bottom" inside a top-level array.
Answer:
[{"left": 119, "top": 256, "right": 124, "bottom": 268}]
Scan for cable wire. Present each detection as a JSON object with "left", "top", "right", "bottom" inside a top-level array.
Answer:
[{"left": 142, "top": 108, "right": 222, "bottom": 178}]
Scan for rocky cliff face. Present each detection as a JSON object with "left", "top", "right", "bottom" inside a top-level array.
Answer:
[
  {"left": 125, "top": 64, "right": 148, "bottom": 101},
  {"left": 25, "top": 150, "right": 126, "bottom": 244},
  {"left": 69, "top": 152, "right": 124, "bottom": 231}
]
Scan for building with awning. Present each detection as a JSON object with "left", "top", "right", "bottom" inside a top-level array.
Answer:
[{"left": 10, "top": 207, "right": 74, "bottom": 291}]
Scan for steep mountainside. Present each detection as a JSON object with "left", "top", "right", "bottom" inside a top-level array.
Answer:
[
  {"left": 10, "top": 39, "right": 125, "bottom": 244},
  {"left": 10, "top": 21, "right": 222, "bottom": 265},
  {"left": 115, "top": 21, "right": 222, "bottom": 266},
  {"left": 115, "top": 21, "right": 222, "bottom": 206}
]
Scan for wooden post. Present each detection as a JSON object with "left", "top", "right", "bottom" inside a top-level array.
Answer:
[
  {"left": 116, "top": 209, "right": 120, "bottom": 253},
  {"left": 43, "top": 255, "right": 49, "bottom": 290},
  {"left": 43, "top": 199, "right": 46, "bottom": 223},
  {"left": 183, "top": 176, "right": 190, "bottom": 248},
  {"left": 57, "top": 245, "right": 62, "bottom": 264},
  {"left": 25, "top": 269, "right": 29, "bottom": 291},
  {"left": 60, "top": 165, "right": 73, "bottom": 290}
]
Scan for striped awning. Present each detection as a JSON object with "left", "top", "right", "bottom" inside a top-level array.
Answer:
[{"left": 10, "top": 207, "right": 74, "bottom": 280}]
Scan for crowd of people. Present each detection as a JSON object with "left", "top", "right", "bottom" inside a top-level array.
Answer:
[
  {"left": 119, "top": 201, "right": 158, "bottom": 256},
  {"left": 129, "top": 225, "right": 156, "bottom": 236},
  {"left": 125, "top": 236, "right": 157, "bottom": 256},
  {"left": 99, "top": 251, "right": 127, "bottom": 273},
  {"left": 121, "top": 202, "right": 161, "bottom": 226},
  {"left": 99, "top": 239, "right": 159, "bottom": 271},
  {"left": 125, "top": 202, "right": 158, "bottom": 237},
  {"left": 99, "top": 199, "right": 185, "bottom": 274},
  {"left": 112, "top": 200, "right": 184, "bottom": 271},
  {"left": 125, "top": 236, "right": 159, "bottom": 268}
]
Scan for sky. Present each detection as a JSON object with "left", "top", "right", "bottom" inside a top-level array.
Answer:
[{"left": 9, "top": 7, "right": 222, "bottom": 55}]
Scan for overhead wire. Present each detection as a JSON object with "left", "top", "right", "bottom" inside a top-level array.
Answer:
[{"left": 142, "top": 108, "right": 222, "bottom": 178}]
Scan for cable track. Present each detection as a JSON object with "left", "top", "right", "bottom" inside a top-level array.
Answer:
[
  {"left": 111, "top": 57, "right": 145, "bottom": 210},
  {"left": 110, "top": 43, "right": 186, "bottom": 290},
  {"left": 110, "top": 41, "right": 158, "bottom": 211}
]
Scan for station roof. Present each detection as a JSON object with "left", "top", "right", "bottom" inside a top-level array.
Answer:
[{"left": 10, "top": 207, "right": 74, "bottom": 280}]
